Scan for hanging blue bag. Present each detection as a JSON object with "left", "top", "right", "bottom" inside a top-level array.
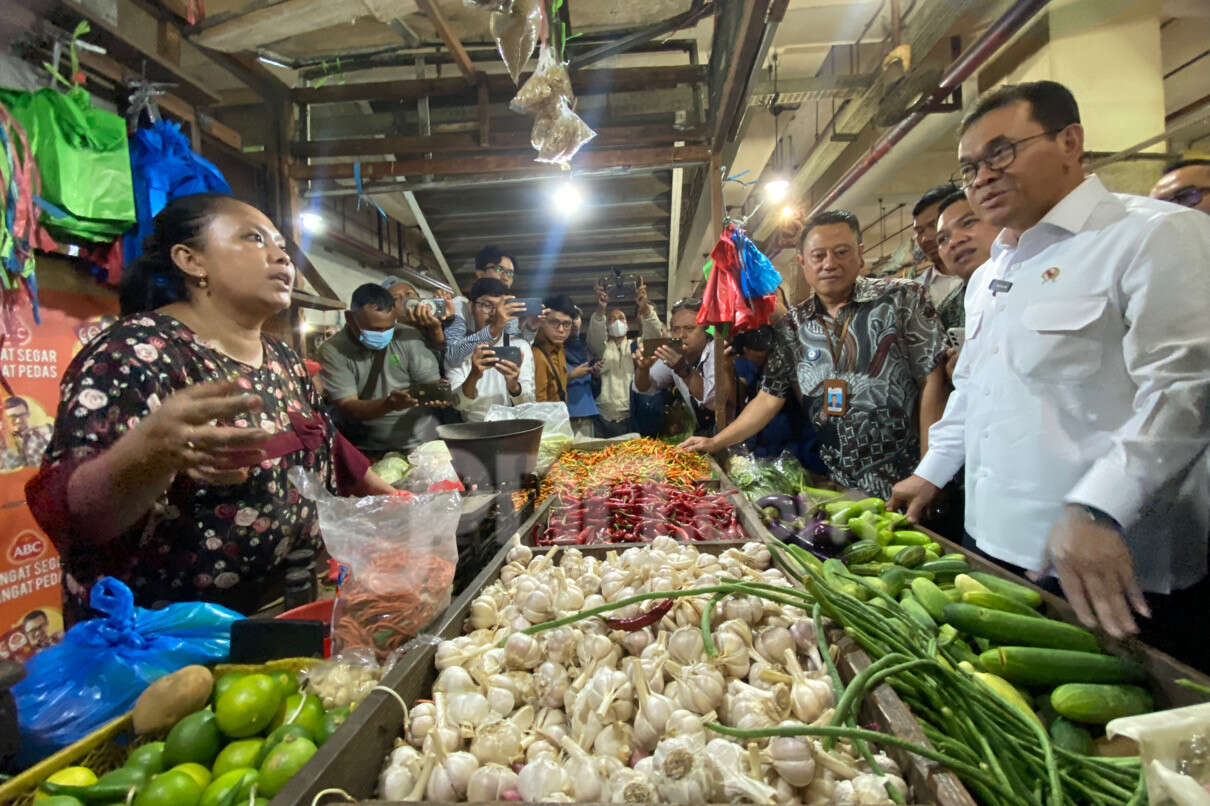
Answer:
[
  {"left": 734, "top": 228, "right": 782, "bottom": 299},
  {"left": 12, "top": 577, "right": 240, "bottom": 765}
]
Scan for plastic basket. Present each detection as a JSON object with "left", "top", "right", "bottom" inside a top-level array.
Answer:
[{"left": 0, "top": 657, "right": 317, "bottom": 805}]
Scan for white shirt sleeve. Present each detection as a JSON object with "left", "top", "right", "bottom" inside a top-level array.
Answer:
[
  {"left": 1065, "top": 211, "right": 1210, "bottom": 528},
  {"left": 699, "top": 342, "right": 716, "bottom": 407},
  {"left": 916, "top": 362, "right": 969, "bottom": 488},
  {"left": 514, "top": 342, "right": 537, "bottom": 403}
]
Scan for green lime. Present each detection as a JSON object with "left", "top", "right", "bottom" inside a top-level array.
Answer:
[
  {"left": 126, "top": 742, "right": 166, "bottom": 775},
  {"left": 37, "top": 767, "right": 97, "bottom": 800},
  {"left": 211, "top": 673, "right": 245, "bottom": 705},
  {"left": 199, "top": 768, "right": 258, "bottom": 806},
  {"left": 215, "top": 674, "right": 282, "bottom": 739},
  {"left": 169, "top": 763, "right": 211, "bottom": 789},
  {"left": 163, "top": 711, "right": 221, "bottom": 769},
  {"left": 211, "top": 738, "right": 265, "bottom": 778},
  {"left": 316, "top": 707, "right": 350, "bottom": 745},
  {"left": 133, "top": 769, "right": 203, "bottom": 806},
  {"left": 95, "top": 766, "right": 149, "bottom": 791},
  {"left": 268, "top": 670, "right": 299, "bottom": 699},
  {"left": 35, "top": 798, "right": 84, "bottom": 806},
  {"left": 256, "top": 724, "right": 311, "bottom": 766},
  {"left": 258, "top": 734, "right": 317, "bottom": 797},
  {"left": 268, "top": 693, "right": 324, "bottom": 739}
]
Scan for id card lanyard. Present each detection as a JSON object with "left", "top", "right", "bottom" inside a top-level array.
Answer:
[{"left": 822, "top": 309, "right": 854, "bottom": 416}]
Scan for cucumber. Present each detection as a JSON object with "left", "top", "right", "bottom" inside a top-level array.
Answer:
[
  {"left": 943, "top": 587, "right": 964, "bottom": 602},
  {"left": 899, "top": 594, "right": 938, "bottom": 632},
  {"left": 968, "top": 571, "right": 1044, "bottom": 608},
  {"left": 911, "top": 577, "right": 951, "bottom": 623},
  {"left": 894, "top": 545, "right": 927, "bottom": 568},
  {"left": 978, "top": 647, "right": 1148, "bottom": 686},
  {"left": 942, "top": 603, "right": 1101, "bottom": 653},
  {"left": 843, "top": 540, "right": 882, "bottom": 565},
  {"left": 890, "top": 530, "right": 933, "bottom": 546},
  {"left": 954, "top": 574, "right": 992, "bottom": 596},
  {"left": 918, "top": 558, "right": 970, "bottom": 580},
  {"left": 1051, "top": 683, "right": 1153, "bottom": 724},
  {"left": 961, "top": 591, "right": 1042, "bottom": 618},
  {"left": 848, "top": 562, "right": 891, "bottom": 577},
  {"left": 880, "top": 566, "right": 910, "bottom": 598},
  {"left": 1050, "top": 716, "right": 1094, "bottom": 755},
  {"left": 972, "top": 672, "right": 1042, "bottom": 725}
]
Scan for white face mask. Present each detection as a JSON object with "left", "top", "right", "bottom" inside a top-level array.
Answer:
[{"left": 608, "top": 320, "right": 627, "bottom": 338}]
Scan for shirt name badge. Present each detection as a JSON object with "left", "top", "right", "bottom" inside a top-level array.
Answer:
[
  {"left": 989, "top": 279, "right": 1013, "bottom": 295},
  {"left": 824, "top": 378, "right": 849, "bottom": 416}
]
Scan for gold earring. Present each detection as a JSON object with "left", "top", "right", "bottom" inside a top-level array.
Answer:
[{"left": 198, "top": 276, "right": 209, "bottom": 288}]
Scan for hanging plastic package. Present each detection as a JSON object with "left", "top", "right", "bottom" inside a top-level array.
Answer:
[
  {"left": 464, "top": 0, "right": 513, "bottom": 10},
  {"left": 490, "top": 0, "right": 541, "bottom": 85},
  {"left": 0, "top": 100, "right": 57, "bottom": 327},
  {"left": 531, "top": 98, "right": 596, "bottom": 167},
  {"left": 0, "top": 86, "right": 135, "bottom": 244},
  {"left": 124, "top": 119, "right": 231, "bottom": 267},
  {"left": 734, "top": 227, "right": 782, "bottom": 299},
  {"left": 510, "top": 43, "right": 572, "bottom": 114},
  {"left": 12, "top": 577, "right": 241, "bottom": 766},
  {"left": 699, "top": 225, "right": 775, "bottom": 332}
]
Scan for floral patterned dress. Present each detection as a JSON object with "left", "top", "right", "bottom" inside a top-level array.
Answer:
[{"left": 27, "top": 312, "right": 362, "bottom": 623}]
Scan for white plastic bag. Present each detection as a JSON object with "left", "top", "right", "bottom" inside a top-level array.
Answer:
[{"left": 1108, "top": 703, "right": 1210, "bottom": 805}]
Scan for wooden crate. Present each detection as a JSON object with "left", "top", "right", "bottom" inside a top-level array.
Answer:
[{"left": 270, "top": 540, "right": 972, "bottom": 806}]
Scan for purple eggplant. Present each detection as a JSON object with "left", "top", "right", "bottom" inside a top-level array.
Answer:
[
  {"left": 813, "top": 519, "right": 855, "bottom": 551},
  {"left": 756, "top": 494, "right": 797, "bottom": 523},
  {"left": 793, "top": 493, "right": 810, "bottom": 519},
  {"left": 766, "top": 519, "right": 794, "bottom": 542}
]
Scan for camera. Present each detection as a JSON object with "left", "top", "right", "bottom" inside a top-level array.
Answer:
[
  {"left": 405, "top": 298, "right": 448, "bottom": 319},
  {"left": 601, "top": 267, "right": 638, "bottom": 301}
]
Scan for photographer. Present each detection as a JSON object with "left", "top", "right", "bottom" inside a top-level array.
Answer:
[
  {"left": 318, "top": 283, "right": 445, "bottom": 457},
  {"left": 445, "top": 246, "right": 532, "bottom": 366},
  {"left": 532, "top": 294, "right": 579, "bottom": 404},
  {"left": 633, "top": 297, "right": 716, "bottom": 436},
  {"left": 587, "top": 276, "right": 662, "bottom": 437},
  {"left": 381, "top": 276, "right": 452, "bottom": 355},
  {"left": 447, "top": 278, "right": 536, "bottom": 421}
]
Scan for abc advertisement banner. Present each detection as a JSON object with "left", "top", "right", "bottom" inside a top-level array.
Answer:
[{"left": 1, "top": 287, "right": 118, "bottom": 652}]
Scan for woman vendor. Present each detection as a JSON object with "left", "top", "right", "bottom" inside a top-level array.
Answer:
[{"left": 25, "top": 193, "right": 395, "bottom": 623}]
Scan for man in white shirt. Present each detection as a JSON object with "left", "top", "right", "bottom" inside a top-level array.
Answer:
[
  {"left": 634, "top": 297, "right": 716, "bottom": 436},
  {"left": 445, "top": 246, "right": 530, "bottom": 367},
  {"left": 586, "top": 278, "right": 662, "bottom": 436},
  {"left": 447, "top": 278, "right": 536, "bottom": 421},
  {"left": 890, "top": 81, "right": 1210, "bottom": 661}
]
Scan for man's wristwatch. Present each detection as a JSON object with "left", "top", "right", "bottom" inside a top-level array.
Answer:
[{"left": 1068, "top": 503, "right": 1122, "bottom": 532}]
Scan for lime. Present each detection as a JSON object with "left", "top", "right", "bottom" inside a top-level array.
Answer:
[
  {"left": 94, "top": 766, "right": 149, "bottom": 793},
  {"left": 269, "top": 693, "right": 324, "bottom": 739},
  {"left": 37, "top": 767, "right": 97, "bottom": 800},
  {"left": 211, "top": 673, "right": 245, "bottom": 705},
  {"left": 133, "top": 769, "right": 203, "bottom": 806},
  {"left": 215, "top": 674, "right": 282, "bottom": 739},
  {"left": 268, "top": 670, "right": 298, "bottom": 699},
  {"left": 211, "top": 738, "right": 264, "bottom": 778},
  {"left": 169, "top": 763, "right": 211, "bottom": 789},
  {"left": 317, "top": 707, "right": 349, "bottom": 745},
  {"left": 126, "top": 742, "right": 166, "bottom": 775},
  {"left": 198, "top": 768, "right": 258, "bottom": 806},
  {"left": 256, "top": 724, "right": 311, "bottom": 766},
  {"left": 258, "top": 734, "right": 317, "bottom": 797},
  {"left": 163, "top": 711, "right": 221, "bottom": 768},
  {"left": 36, "top": 797, "right": 84, "bottom": 806}
]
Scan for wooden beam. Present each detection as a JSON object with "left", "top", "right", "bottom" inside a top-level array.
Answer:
[
  {"left": 155, "top": 0, "right": 203, "bottom": 23},
  {"left": 415, "top": 0, "right": 476, "bottom": 84},
  {"left": 189, "top": 0, "right": 363, "bottom": 53},
  {"left": 292, "top": 144, "right": 711, "bottom": 180},
  {"left": 709, "top": 0, "right": 773, "bottom": 152},
  {"left": 292, "top": 124, "right": 708, "bottom": 158},
  {"left": 197, "top": 111, "right": 243, "bottom": 151},
  {"left": 403, "top": 192, "right": 458, "bottom": 292},
  {"left": 708, "top": 152, "right": 731, "bottom": 429},
  {"left": 292, "top": 65, "right": 708, "bottom": 105},
  {"left": 477, "top": 75, "right": 490, "bottom": 148},
  {"left": 214, "top": 88, "right": 264, "bottom": 107}
]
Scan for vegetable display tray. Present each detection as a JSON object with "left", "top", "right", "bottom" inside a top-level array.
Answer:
[{"left": 268, "top": 539, "right": 974, "bottom": 806}]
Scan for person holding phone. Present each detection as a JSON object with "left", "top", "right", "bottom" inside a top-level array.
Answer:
[
  {"left": 633, "top": 297, "right": 716, "bottom": 435},
  {"left": 587, "top": 277, "right": 662, "bottom": 437},
  {"left": 447, "top": 278, "right": 536, "bottom": 421},
  {"left": 532, "top": 295, "right": 578, "bottom": 404},
  {"left": 444, "top": 246, "right": 528, "bottom": 366},
  {"left": 380, "top": 276, "right": 453, "bottom": 354}
]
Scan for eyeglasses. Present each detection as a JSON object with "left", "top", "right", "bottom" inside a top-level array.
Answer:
[
  {"left": 545, "top": 318, "right": 573, "bottom": 331},
  {"left": 487, "top": 264, "right": 516, "bottom": 279},
  {"left": 1158, "top": 186, "right": 1209, "bottom": 210},
  {"left": 953, "top": 129, "right": 1063, "bottom": 188},
  {"left": 472, "top": 300, "right": 496, "bottom": 313}
]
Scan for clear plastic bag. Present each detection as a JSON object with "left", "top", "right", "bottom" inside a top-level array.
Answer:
[
  {"left": 490, "top": 0, "right": 540, "bottom": 84},
  {"left": 531, "top": 98, "right": 596, "bottom": 167},
  {"left": 511, "top": 43, "right": 572, "bottom": 114},
  {"left": 399, "top": 440, "right": 464, "bottom": 494},
  {"left": 1109, "top": 704, "right": 1210, "bottom": 805},
  {"left": 289, "top": 469, "right": 460, "bottom": 662},
  {"left": 12, "top": 577, "right": 241, "bottom": 765},
  {"left": 486, "top": 401, "right": 573, "bottom": 473},
  {"left": 465, "top": 0, "right": 513, "bottom": 10}
]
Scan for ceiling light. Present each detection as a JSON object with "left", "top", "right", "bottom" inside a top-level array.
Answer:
[
  {"left": 300, "top": 212, "right": 325, "bottom": 233},
  {"left": 552, "top": 182, "right": 583, "bottom": 218},
  {"left": 780, "top": 205, "right": 796, "bottom": 219},
  {"left": 765, "top": 179, "right": 790, "bottom": 202},
  {"left": 257, "top": 54, "right": 291, "bottom": 70}
]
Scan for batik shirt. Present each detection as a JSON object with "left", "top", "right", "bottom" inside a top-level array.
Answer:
[{"left": 761, "top": 276, "right": 947, "bottom": 498}]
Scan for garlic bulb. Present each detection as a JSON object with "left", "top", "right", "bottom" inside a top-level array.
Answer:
[
  {"left": 789, "top": 618, "right": 824, "bottom": 668},
  {"left": 517, "top": 756, "right": 570, "bottom": 801},
  {"left": 713, "top": 631, "right": 751, "bottom": 679},
  {"left": 555, "top": 582, "right": 585, "bottom": 613},
  {"left": 620, "top": 626, "right": 653, "bottom": 656},
  {"left": 427, "top": 749, "right": 478, "bottom": 801},
  {"left": 754, "top": 625, "right": 795, "bottom": 665},
  {"left": 533, "top": 661, "right": 570, "bottom": 709},
  {"left": 608, "top": 768, "right": 656, "bottom": 804},
  {"left": 467, "top": 597, "right": 498, "bottom": 630},
  {"left": 785, "top": 647, "right": 834, "bottom": 723},
  {"left": 406, "top": 702, "right": 435, "bottom": 748},
  {"left": 525, "top": 738, "right": 559, "bottom": 762},
  {"left": 465, "top": 763, "right": 519, "bottom": 802},
  {"left": 655, "top": 745, "right": 721, "bottom": 805},
  {"left": 542, "top": 626, "right": 580, "bottom": 665},
  {"left": 469, "top": 718, "right": 524, "bottom": 765},
  {"left": 664, "top": 709, "right": 710, "bottom": 745},
  {"left": 379, "top": 764, "right": 415, "bottom": 799},
  {"left": 505, "top": 542, "right": 532, "bottom": 565},
  {"left": 520, "top": 588, "right": 553, "bottom": 623},
  {"left": 668, "top": 625, "right": 704, "bottom": 665},
  {"left": 676, "top": 662, "right": 725, "bottom": 714},
  {"left": 742, "top": 541, "right": 772, "bottom": 569},
  {"left": 593, "top": 721, "right": 633, "bottom": 763},
  {"left": 486, "top": 683, "right": 515, "bottom": 717},
  {"left": 447, "top": 690, "right": 491, "bottom": 728},
  {"left": 504, "top": 632, "right": 543, "bottom": 669},
  {"left": 769, "top": 724, "right": 816, "bottom": 786},
  {"left": 631, "top": 659, "right": 675, "bottom": 752},
  {"left": 722, "top": 594, "right": 764, "bottom": 626},
  {"left": 804, "top": 769, "right": 838, "bottom": 805},
  {"left": 434, "top": 665, "right": 477, "bottom": 694},
  {"left": 498, "top": 560, "right": 526, "bottom": 585}
]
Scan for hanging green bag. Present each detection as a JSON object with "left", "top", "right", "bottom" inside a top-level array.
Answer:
[{"left": 0, "top": 85, "right": 135, "bottom": 243}]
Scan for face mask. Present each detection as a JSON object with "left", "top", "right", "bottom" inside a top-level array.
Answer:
[
  {"left": 608, "top": 320, "right": 628, "bottom": 338},
  {"left": 358, "top": 327, "right": 394, "bottom": 350}
]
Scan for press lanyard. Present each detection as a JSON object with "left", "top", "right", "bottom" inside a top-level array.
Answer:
[{"left": 822, "top": 308, "right": 854, "bottom": 370}]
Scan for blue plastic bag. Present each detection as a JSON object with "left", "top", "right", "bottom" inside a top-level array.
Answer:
[
  {"left": 734, "top": 229, "right": 782, "bottom": 299},
  {"left": 123, "top": 120, "right": 231, "bottom": 265},
  {"left": 13, "top": 577, "right": 240, "bottom": 765}
]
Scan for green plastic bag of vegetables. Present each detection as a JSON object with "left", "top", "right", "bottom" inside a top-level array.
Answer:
[{"left": 0, "top": 86, "right": 135, "bottom": 243}]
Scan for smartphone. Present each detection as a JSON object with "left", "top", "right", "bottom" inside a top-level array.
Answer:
[
  {"left": 512, "top": 298, "right": 544, "bottom": 318},
  {"left": 492, "top": 345, "right": 523, "bottom": 366},
  {"left": 603, "top": 268, "right": 637, "bottom": 301},
  {"left": 945, "top": 327, "right": 965, "bottom": 349},
  {"left": 406, "top": 298, "right": 448, "bottom": 318},
  {"left": 643, "top": 337, "right": 682, "bottom": 356},
  {"left": 410, "top": 380, "right": 454, "bottom": 405}
]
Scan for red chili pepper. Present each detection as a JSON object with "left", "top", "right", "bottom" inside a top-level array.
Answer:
[{"left": 605, "top": 598, "right": 674, "bottom": 630}]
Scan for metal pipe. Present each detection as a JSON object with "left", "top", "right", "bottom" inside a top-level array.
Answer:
[
  {"left": 1087, "top": 101, "right": 1210, "bottom": 171},
  {"left": 807, "top": 0, "right": 1052, "bottom": 220}
]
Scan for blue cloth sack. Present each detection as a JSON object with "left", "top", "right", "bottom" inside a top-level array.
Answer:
[
  {"left": 734, "top": 229, "right": 782, "bottom": 299},
  {"left": 123, "top": 120, "right": 231, "bottom": 264},
  {"left": 13, "top": 577, "right": 240, "bottom": 765}
]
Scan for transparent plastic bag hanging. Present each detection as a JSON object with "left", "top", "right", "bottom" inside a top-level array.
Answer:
[
  {"left": 465, "top": 0, "right": 514, "bottom": 10},
  {"left": 531, "top": 98, "right": 596, "bottom": 167},
  {"left": 490, "top": 0, "right": 540, "bottom": 84},
  {"left": 1108, "top": 704, "right": 1210, "bottom": 805},
  {"left": 289, "top": 468, "right": 460, "bottom": 662},
  {"left": 511, "top": 43, "right": 572, "bottom": 114}
]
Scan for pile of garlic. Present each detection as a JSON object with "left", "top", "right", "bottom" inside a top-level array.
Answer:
[{"left": 377, "top": 537, "right": 916, "bottom": 805}]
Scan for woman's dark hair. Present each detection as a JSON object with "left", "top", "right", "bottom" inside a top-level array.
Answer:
[{"left": 120, "top": 193, "right": 235, "bottom": 315}]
